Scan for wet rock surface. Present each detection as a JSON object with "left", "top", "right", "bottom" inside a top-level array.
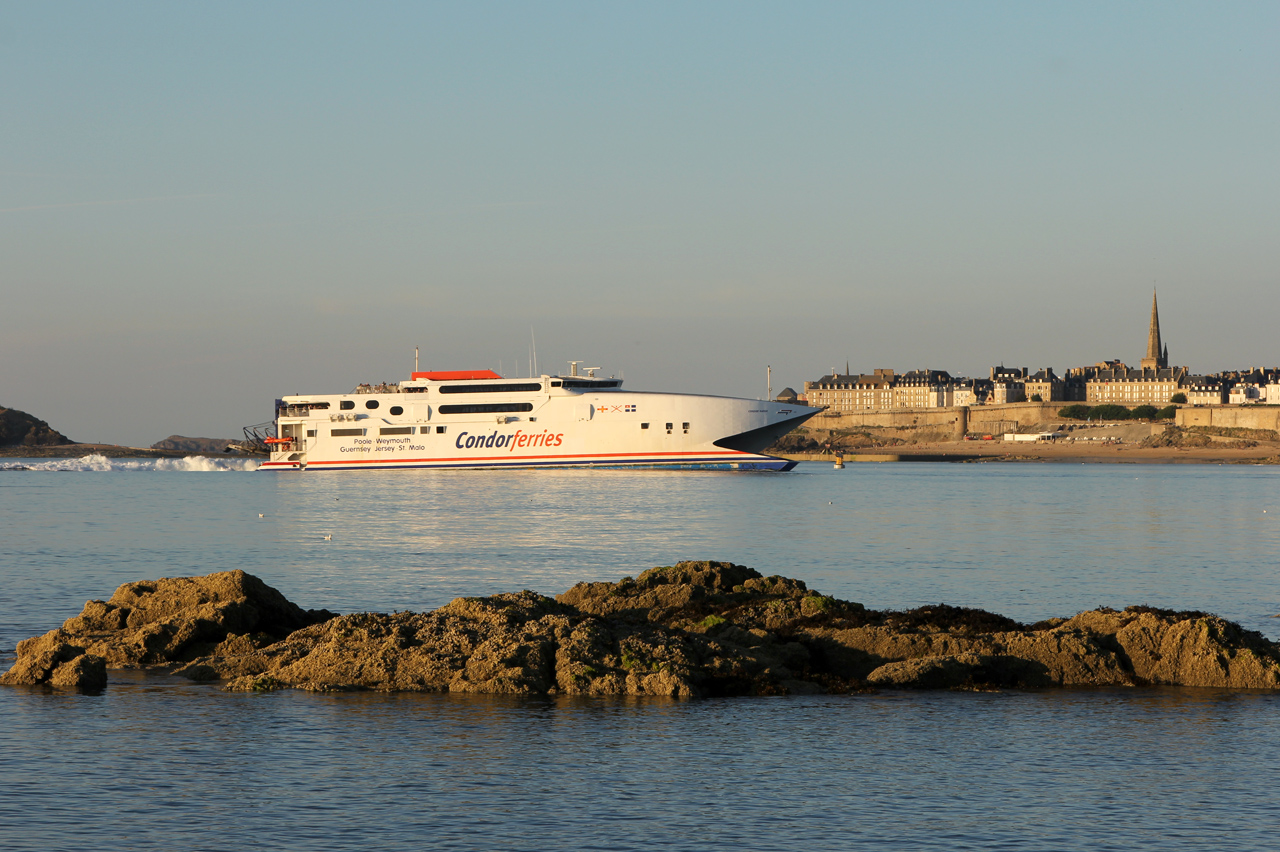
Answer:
[
  {"left": 5, "top": 562, "right": 1280, "bottom": 695},
  {"left": 0, "top": 570, "right": 334, "bottom": 691}
]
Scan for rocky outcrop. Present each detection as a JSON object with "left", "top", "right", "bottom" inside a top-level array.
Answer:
[
  {"left": 0, "top": 570, "right": 333, "bottom": 690},
  {"left": 0, "top": 406, "right": 70, "bottom": 447},
  {"left": 5, "top": 562, "right": 1280, "bottom": 695},
  {"left": 149, "top": 435, "right": 238, "bottom": 453}
]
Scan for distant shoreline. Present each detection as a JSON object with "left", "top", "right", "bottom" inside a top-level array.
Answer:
[{"left": 781, "top": 441, "right": 1280, "bottom": 465}]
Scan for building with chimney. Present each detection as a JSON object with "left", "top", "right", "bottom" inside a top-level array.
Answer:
[{"left": 1024, "top": 368, "right": 1065, "bottom": 402}]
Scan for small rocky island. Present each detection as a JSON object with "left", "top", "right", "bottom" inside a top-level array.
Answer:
[{"left": 5, "top": 562, "right": 1279, "bottom": 695}]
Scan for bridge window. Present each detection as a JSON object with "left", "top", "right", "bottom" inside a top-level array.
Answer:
[
  {"left": 561, "top": 379, "right": 621, "bottom": 389},
  {"left": 438, "top": 402, "right": 534, "bottom": 414},
  {"left": 438, "top": 383, "right": 542, "bottom": 394},
  {"left": 366, "top": 400, "right": 379, "bottom": 410},
  {"left": 340, "top": 400, "right": 355, "bottom": 410},
  {"left": 331, "top": 428, "right": 365, "bottom": 437},
  {"left": 380, "top": 427, "right": 414, "bottom": 435},
  {"left": 389, "top": 406, "right": 404, "bottom": 416}
]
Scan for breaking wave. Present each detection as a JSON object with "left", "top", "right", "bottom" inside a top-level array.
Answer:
[{"left": 0, "top": 454, "right": 260, "bottom": 472}]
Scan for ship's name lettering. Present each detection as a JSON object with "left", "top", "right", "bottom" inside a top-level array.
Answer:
[{"left": 455, "top": 429, "right": 564, "bottom": 452}]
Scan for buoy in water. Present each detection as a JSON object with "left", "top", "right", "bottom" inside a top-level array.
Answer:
[{"left": 833, "top": 455, "right": 845, "bottom": 469}]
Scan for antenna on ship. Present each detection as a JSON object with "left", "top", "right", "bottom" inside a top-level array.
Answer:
[
  {"left": 414, "top": 346, "right": 419, "bottom": 374},
  {"left": 767, "top": 365, "right": 772, "bottom": 400},
  {"left": 531, "top": 327, "right": 538, "bottom": 376}
]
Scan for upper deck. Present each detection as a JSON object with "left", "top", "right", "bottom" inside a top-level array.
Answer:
[{"left": 277, "top": 370, "right": 623, "bottom": 418}]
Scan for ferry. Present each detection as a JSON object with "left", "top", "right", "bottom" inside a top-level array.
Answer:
[{"left": 253, "top": 363, "right": 819, "bottom": 472}]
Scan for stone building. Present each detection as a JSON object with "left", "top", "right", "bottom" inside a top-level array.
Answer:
[
  {"left": 803, "top": 369, "right": 895, "bottom": 412},
  {"left": 803, "top": 368, "right": 953, "bottom": 411},
  {"left": 989, "top": 366, "right": 1027, "bottom": 404},
  {"left": 1183, "top": 376, "right": 1226, "bottom": 406},
  {"left": 892, "top": 370, "right": 954, "bottom": 409},
  {"left": 951, "top": 379, "right": 990, "bottom": 407},
  {"left": 1228, "top": 369, "right": 1278, "bottom": 405},
  {"left": 1023, "top": 368, "right": 1064, "bottom": 402},
  {"left": 1084, "top": 365, "right": 1188, "bottom": 404}
]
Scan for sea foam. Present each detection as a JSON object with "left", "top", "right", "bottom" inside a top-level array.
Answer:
[{"left": 0, "top": 454, "right": 260, "bottom": 472}]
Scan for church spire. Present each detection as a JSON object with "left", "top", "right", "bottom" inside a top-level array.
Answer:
[{"left": 1141, "top": 289, "right": 1166, "bottom": 370}]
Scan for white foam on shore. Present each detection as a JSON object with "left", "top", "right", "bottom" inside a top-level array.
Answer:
[{"left": 0, "top": 454, "right": 260, "bottom": 472}]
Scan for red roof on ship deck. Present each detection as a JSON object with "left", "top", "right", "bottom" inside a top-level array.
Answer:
[{"left": 410, "top": 370, "right": 503, "bottom": 381}]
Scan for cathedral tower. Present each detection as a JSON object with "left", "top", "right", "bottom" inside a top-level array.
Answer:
[{"left": 1141, "top": 290, "right": 1167, "bottom": 370}]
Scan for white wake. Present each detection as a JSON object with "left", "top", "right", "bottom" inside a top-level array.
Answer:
[{"left": 0, "top": 454, "right": 261, "bottom": 472}]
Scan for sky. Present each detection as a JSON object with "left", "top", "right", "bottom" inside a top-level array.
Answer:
[{"left": 2, "top": 1, "right": 1278, "bottom": 445}]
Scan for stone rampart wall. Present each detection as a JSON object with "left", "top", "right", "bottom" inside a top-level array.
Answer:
[
  {"left": 1176, "top": 406, "right": 1280, "bottom": 431},
  {"left": 806, "top": 403, "right": 1280, "bottom": 437},
  {"left": 807, "top": 402, "right": 1063, "bottom": 436}
]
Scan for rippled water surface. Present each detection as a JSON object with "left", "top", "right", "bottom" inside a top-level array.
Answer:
[{"left": 2, "top": 457, "right": 1279, "bottom": 850}]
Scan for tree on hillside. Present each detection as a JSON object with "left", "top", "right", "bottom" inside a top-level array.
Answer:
[
  {"left": 1171, "top": 392, "right": 1187, "bottom": 404},
  {"left": 1089, "top": 404, "right": 1133, "bottom": 421}
]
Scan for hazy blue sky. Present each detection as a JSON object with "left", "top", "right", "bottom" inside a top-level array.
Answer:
[{"left": 3, "top": 2, "right": 1277, "bottom": 444}]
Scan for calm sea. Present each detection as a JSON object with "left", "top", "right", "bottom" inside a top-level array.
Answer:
[{"left": 2, "top": 457, "right": 1279, "bottom": 850}]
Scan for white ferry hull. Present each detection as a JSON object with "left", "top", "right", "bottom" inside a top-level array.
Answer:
[{"left": 258, "top": 378, "right": 818, "bottom": 473}]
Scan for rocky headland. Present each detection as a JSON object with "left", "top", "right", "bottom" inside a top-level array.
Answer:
[
  {"left": 0, "top": 406, "right": 71, "bottom": 448},
  {"left": 150, "top": 435, "right": 239, "bottom": 453},
  {"left": 5, "top": 562, "right": 1280, "bottom": 695}
]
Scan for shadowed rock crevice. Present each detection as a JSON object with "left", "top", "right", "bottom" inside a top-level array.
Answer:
[{"left": 5, "top": 561, "right": 1280, "bottom": 695}]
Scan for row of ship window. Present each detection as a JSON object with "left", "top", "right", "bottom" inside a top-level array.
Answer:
[
  {"left": 328, "top": 427, "right": 450, "bottom": 437},
  {"left": 320, "top": 421, "right": 690, "bottom": 438}
]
